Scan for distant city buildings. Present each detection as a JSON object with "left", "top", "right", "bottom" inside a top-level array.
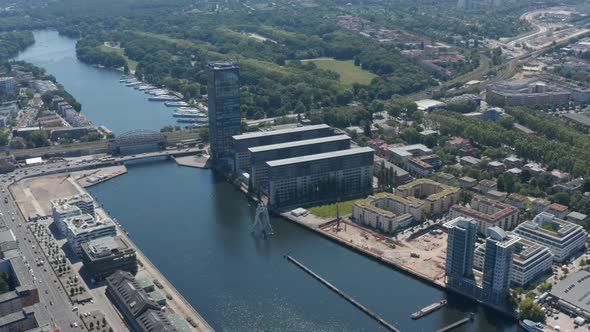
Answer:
[
  {"left": 487, "top": 76, "right": 590, "bottom": 107},
  {"left": 352, "top": 193, "right": 423, "bottom": 233},
  {"left": 207, "top": 62, "right": 241, "bottom": 166},
  {"left": 513, "top": 212, "right": 587, "bottom": 262},
  {"left": 457, "top": 0, "right": 502, "bottom": 9}
]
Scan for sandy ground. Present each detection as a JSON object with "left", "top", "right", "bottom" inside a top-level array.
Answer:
[
  {"left": 320, "top": 221, "right": 447, "bottom": 285},
  {"left": 74, "top": 165, "right": 128, "bottom": 188},
  {"left": 10, "top": 170, "right": 213, "bottom": 331},
  {"left": 175, "top": 154, "right": 210, "bottom": 168}
]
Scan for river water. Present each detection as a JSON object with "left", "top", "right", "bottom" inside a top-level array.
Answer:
[{"left": 16, "top": 30, "right": 520, "bottom": 331}]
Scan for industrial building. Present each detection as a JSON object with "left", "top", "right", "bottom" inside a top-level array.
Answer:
[
  {"left": 267, "top": 147, "right": 374, "bottom": 208},
  {"left": 395, "top": 179, "right": 460, "bottom": 215},
  {"left": 474, "top": 237, "right": 553, "bottom": 286},
  {"left": 249, "top": 135, "right": 351, "bottom": 191},
  {"left": 352, "top": 193, "right": 423, "bottom": 233},
  {"left": 106, "top": 270, "right": 175, "bottom": 332},
  {"left": 63, "top": 214, "right": 116, "bottom": 254},
  {"left": 514, "top": 212, "right": 588, "bottom": 262},
  {"left": 81, "top": 236, "right": 137, "bottom": 280},
  {"left": 207, "top": 62, "right": 242, "bottom": 166},
  {"left": 549, "top": 270, "right": 590, "bottom": 320},
  {"left": 449, "top": 196, "right": 520, "bottom": 235},
  {"left": 232, "top": 124, "right": 333, "bottom": 172}
]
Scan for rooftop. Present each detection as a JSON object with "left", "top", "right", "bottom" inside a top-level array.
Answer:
[
  {"left": 547, "top": 203, "right": 568, "bottom": 212},
  {"left": 207, "top": 61, "right": 239, "bottom": 70},
  {"left": 233, "top": 124, "right": 329, "bottom": 141},
  {"left": 388, "top": 144, "right": 432, "bottom": 158},
  {"left": 550, "top": 270, "right": 590, "bottom": 315},
  {"left": 266, "top": 147, "right": 373, "bottom": 167},
  {"left": 248, "top": 135, "right": 350, "bottom": 153},
  {"left": 64, "top": 214, "right": 114, "bottom": 235},
  {"left": 83, "top": 236, "right": 132, "bottom": 259}
]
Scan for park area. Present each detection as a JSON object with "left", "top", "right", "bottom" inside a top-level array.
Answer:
[
  {"left": 100, "top": 43, "right": 138, "bottom": 71},
  {"left": 308, "top": 198, "right": 357, "bottom": 218},
  {"left": 302, "top": 58, "right": 377, "bottom": 85}
]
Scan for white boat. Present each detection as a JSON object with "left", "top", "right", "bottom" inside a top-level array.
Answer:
[
  {"left": 125, "top": 81, "right": 142, "bottom": 87},
  {"left": 147, "top": 89, "right": 168, "bottom": 96},
  {"left": 137, "top": 85, "right": 156, "bottom": 91},
  {"left": 164, "top": 101, "right": 189, "bottom": 107},
  {"left": 177, "top": 117, "right": 208, "bottom": 123},
  {"left": 148, "top": 95, "right": 180, "bottom": 102},
  {"left": 519, "top": 320, "right": 556, "bottom": 332},
  {"left": 173, "top": 110, "right": 207, "bottom": 118},
  {"left": 176, "top": 107, "right": 200, "bottom": 112}
]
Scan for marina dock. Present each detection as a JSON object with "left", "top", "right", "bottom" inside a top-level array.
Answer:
[
  {"left": 411, "top": 299, "right": 447, "bottom": 319},
  {"left": 436, "top": 317, "right": 470, "bottom": 332},
  {"left": 285, "top": 255, "right": 400, "bottom": 332}
]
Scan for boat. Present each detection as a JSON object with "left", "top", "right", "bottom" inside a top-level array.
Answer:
[
  {"left": 164, "top": 101, "right": 189, "bottom": 107},
  {"left": 147, "top": 89, "right": 168, "bottom": 96},
  {"left": 173, "top": 110, "right": 207, "bottom": 118},
  {"left": 411, "top": 299, "right": 447, "bottom": 319},
  {"left": 137, "top": 85, "right": 156, "bottom": 91},
  {"left": 175, "top": 107, "right": 200, "bottom": 112},
  {"left": 125, "top": 81, "right": 142, "bottom": 87},
  {"left": 519, "top": 320, "right": 557, "bottom": 332},
  {"left": 148, "top": 95, "right": 180, "bottom": 102},
  {"left": 177, "top": 117, "right": 208, "bottom": 123}
]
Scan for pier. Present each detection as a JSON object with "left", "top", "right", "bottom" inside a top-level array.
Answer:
[
  {"left": 285, "top": 255, "right": 400, "bottom": 332},
  {"left": 436, "top": 317, "right": 470, "bottom": 332},
  {"left": 411, "top": 299, "right": 447, "bottom": 319}
]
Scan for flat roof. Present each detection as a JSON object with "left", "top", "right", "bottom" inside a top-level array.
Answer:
[
  {"left": 550, "top": 270, "right": 590, "bottom": 315},
  {"left": 233, "top": 124, "right": 329, "bottom": 141},
  {"left": 415, "top": 99, "right": 446, "bottom": 110},
  {"left": 248, "top": 135, "right": 349, "bottom": 153},
  {"left": 266, "top": 147, "right": 373, "bottom": 167}
]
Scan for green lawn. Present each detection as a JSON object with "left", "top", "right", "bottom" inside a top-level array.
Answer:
[
  {"left": 308, "top": 198, "right": 359, "bottom": 219},
  {"left": 99, "top": 44, "right": 138, "bottom": 71},
  {"left": 301, "top": 57, "right": 377, "bottom": 86}
]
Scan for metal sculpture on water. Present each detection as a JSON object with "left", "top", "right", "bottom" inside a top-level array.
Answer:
[{"left": 252, "top": 202, "right": 274, "bottom": 238}]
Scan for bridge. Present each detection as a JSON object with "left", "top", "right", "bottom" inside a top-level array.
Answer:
[{"left": 107, "top": 129, "right": 167, "bottom": 155}]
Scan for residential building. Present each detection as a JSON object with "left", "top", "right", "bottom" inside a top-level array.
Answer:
[
  {"left": 460, "top": 156, "right": 481, "bottom": 166},
  {"left": 249, "top": 135, "right": 350, "bottom": 190},
  {"left": 51, "top": 194, "right": 95, "bottom": 234},
  {"left": 506, "top": 193, "right": 527, "bottom": 210},
  {"left": 373, "top": 156, "right": 411, "bottom": 186},
  {"left": 446, "top": 137, "right": 473, "bottom": 156},
  {"left": 504, "top": 156, "right": 523, "bottom": 169},
  {"left": 487, "top": 161, "right": 505, "bottom": 172},
  {"left": 532, "top": 198, "right": 551, "bottom": 214},
  {"left": 63, "top": 214, "right": 116, "bottom": 254},
  {"left": 408, "top": 154, "right": 442, "bottom": 176},
  {"left": 545, "top": 203, "right": 568, "bottom": 219},
  {"left": 395, "top": 179, "right": 460, "bottom": 215},
  {"left": 352, "top": 193, "right": 423, "bottom": 233},
  {"left": 485, "top": 190, "right": 506, "bottom": 201},
  {"left": 566, "top": 212, "right": 587, "bottom": 225},
  {"left": 81, "top": 236, "right": 137, "bottom": 280},
  {"left": 388, "top": 144, "right": 432, "bottom": 161},
  {"left": 0, "top": 77, "right": 16, "bottom": 96},
  {"left": 514, "top": 212, "right": 588, "bottom": 262},
  {"left": 481, "top": 227, "right": 519, "bottom": 305},
  {"left": 551, "top": 177, "right": 584, "bottom": 193},
  {"left": 267, "top": 147, "right": 374, "bottom": 208},
  {"left": 437, "top": 173, "right": 456, "bottom": 185},
  {"left": 450, "top": 196, "right": 519, "bottom": 235},
  {"left": 478, "top": 179, "right": 497, "bottom": 194},
  {"left": 474, "top": 237, "right": 553, "bottom": 286},
  {"left": 444, "top": 217, "right": 479, "bottom": 295},
  {"left": 459, "top": 176, "right": 477, "bottom": 189},
  {"left": 207, "top": 62, "right": 241, "bottom": 165},
  {"left": 232, "top": 124, "right": 332, "bottom": 172}
]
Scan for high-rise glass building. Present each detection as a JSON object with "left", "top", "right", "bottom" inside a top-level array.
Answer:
[
  {"left": 481, "top": 226, "right": 519, "bottom": 305},
  {"left": 207, "top": 62, "right": 241, "bottom": 166},
  {"left": 445, "top": 217, "right": 478, "bottom": 281}
]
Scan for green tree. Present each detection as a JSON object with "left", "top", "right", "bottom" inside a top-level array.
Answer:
[
  {"left": 519, "top": 298, "right": 545, "bottom": 322},
  {"left": 198, "top": 128, "right": 209, "bottom": 143}
]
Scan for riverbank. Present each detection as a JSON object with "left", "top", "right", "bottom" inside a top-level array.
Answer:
[{"left": 9, "top": 169, "right": 214, "bottom": 331}]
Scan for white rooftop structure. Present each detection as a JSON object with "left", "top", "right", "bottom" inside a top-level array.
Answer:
[{"left": 415, "top": 99, "right": 446, "bottom": 112}]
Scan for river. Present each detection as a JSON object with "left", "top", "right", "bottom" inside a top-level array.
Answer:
[{"left": 16, "top": 30, "right": 520, "bottom": 331}]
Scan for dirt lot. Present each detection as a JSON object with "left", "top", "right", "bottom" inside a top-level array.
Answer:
[
  {"left": 11, "top": 174, "right": 80, "bottom": 219},
  {"left": 321, "top": 221, "right": 447, "bottom": 285}
]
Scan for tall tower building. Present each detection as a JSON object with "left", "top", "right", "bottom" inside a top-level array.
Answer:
[
  {"left": 481, "top": 226, "right": 519, "bottom": 305},
  {"left": 445, "top": 217, "right": 478, "bottom": 290},
  {"left": 207, "top": 61, "right": 241, "bottom": 166}
]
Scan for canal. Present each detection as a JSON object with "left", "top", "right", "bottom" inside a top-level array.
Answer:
[{"left": 16, "top": 30, "right": 520, "bottom": 331}]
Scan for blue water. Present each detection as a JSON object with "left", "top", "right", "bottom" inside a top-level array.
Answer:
[{"left": 16, "top": 30, "right": 520, "bottom": 331}]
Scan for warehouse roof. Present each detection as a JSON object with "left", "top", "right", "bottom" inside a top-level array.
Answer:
[
  {"left": 266, "top": 147, "right": 373, "bottom": 167},
  {"left": 248, "top": 135, "right": 349, "bottom": 153},
  {"left": 233, "top": 124, "right": 329, "bottom": 141}
]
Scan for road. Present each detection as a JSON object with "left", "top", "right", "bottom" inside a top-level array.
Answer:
[{"left": 0, "top": 146, "right": 205, "bottom": 331}]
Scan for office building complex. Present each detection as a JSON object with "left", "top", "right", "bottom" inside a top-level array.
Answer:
[
  {"left": 106, "top": 270, "right": 175, "bottom": 332},
  {"left": 81, "top": 236, "right": 137, "bottom": 280},
  {"left": 395, "top": 179, "right": 460, "bottom": 215},
  {"left": 481, "top": 227, "right": 519, "bottom": 305},
  {"left": 51, "top": 194, "right": 95, "bottom": 234},
  {"left": 445, "top": 217, "right": 478, "bottom": 293},
  {"left": 267, "top": 147, "right": 374, "bottom": 208},
  {"left": 0, "top": 77, "right": 16, "bottom": 96},
  {"left": 63, "top": 214, "right": 116, "bottom": 254},
  {"left": 352, "top": 193, "right": 423, "bottom": 233},
  {"left": 449, "top": 196, "right": 519, "bottom": 235},
  {"left": 232, "top": 124, "right": 332, "bottom": 172},
  {"left": 474, "top": 237, "right": 553, "bottom": 286},
  {"left": 388, "top": 144, "right": 442, "bottom": 175},
  {"left": 249, "top": 135, "right": 350, "bottom": 190},
  {"left": 207, "top": 62, "right": 241, "bottom": 165},
  {"left": 514, "top": 212, "right": 587, "bottom": 262}
]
